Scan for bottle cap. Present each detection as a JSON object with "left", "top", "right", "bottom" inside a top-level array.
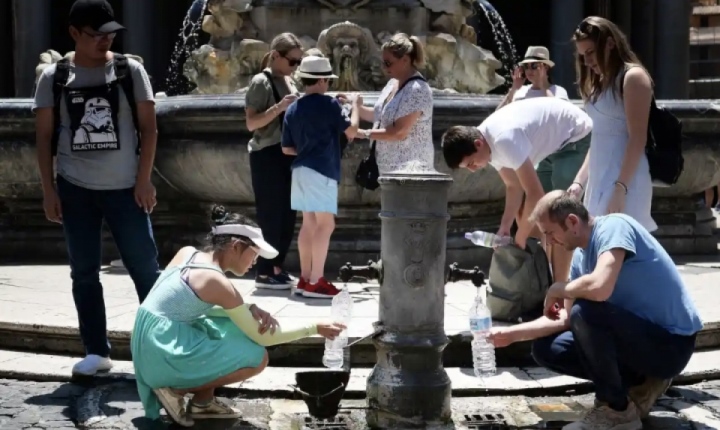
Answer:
[{"left": 464, "top": 232, "right": 473, "bottom": 239}]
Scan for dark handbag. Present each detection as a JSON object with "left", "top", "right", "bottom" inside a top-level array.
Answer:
[
  {"left": 354, "top": 75, "right": 427, "bottom": 191},
  {"left": 355, "top": 139, "right": 380, "bottom": 190}
]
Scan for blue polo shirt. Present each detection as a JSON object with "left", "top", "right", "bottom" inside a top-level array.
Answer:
[
  {"left": 570, "top": 214, "right": 703, "bottom": 336},
  {"left": 281, "top": 93, "right": 351, "bottom": 182}
]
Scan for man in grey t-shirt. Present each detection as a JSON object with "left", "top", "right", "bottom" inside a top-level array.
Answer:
[{"left": 33, "top": 0, "right": 160, "bottom": 377}]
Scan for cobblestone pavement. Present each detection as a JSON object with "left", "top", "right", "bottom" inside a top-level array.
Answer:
[
  {"left": 3, "top": 378, "right": 720, "bottom": 429},
  {"left": 0, "top": 379, "right": 85, "bottom": 430}
]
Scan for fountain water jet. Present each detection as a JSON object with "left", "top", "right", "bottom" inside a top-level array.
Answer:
[{"left": 164, "top": 0, "right": 209, "bottom": 96}]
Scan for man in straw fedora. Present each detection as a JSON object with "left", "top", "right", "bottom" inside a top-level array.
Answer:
[{"left": 281, "top": 56, "right": 362, "bottom": 299}]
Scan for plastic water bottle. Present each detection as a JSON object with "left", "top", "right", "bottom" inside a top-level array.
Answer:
[
  {"left": 322, "top": 288, "right": 353, "bottom": 369},
  {"left": 465, "top": 231, "right": 513, "bottom": 248},
  {"left": 469, "top": 286, "right": 496, "bottom": 378}
]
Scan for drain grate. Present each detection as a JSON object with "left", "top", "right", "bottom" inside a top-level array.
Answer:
[
  {"left": 463, "top": 413, "right": 508, "bottom": 429},
  {"left": 296, "top": 414, "right": 351, "bottom": 429}
]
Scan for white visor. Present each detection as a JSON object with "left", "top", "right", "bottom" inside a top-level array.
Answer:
[{"left": 211, "top": 224, "right": 279, "bottom": 260}]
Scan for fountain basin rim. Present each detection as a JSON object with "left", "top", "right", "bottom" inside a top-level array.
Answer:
[
  {"left": 3, "top": 94, "right": 720, "bottom": 105},
  {"left": 1, "top": 96, "right": 718, "bottom": 125}
]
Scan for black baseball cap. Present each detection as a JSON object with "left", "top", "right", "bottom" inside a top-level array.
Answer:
[{"left": 69, "top": 0, "right": 126, "bottom": 33}]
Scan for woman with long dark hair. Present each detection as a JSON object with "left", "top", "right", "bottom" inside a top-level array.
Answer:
[{"left": 569, "top": 16, "right": 656, "bottom": 232}]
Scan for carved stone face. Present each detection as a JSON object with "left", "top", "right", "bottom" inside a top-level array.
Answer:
[{"left": 332, "top": 37, "right": 361, "bottom": 61}]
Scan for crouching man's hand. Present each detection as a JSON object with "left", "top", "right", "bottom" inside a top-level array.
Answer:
[{"left": 487, "top": 326, "right": 518, "bottom": 348}]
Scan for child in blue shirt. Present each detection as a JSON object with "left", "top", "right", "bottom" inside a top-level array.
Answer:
[{"left": 281, "top": 56, "right": 361, "bottom": 298}]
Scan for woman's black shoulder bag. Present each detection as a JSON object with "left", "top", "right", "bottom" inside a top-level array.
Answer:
[{"left": 619, "top": 69, "right": 684, "bottom": 186}]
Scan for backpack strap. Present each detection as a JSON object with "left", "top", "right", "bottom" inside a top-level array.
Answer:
[
  {"left": 50, "top": 58, "right": 72, "bottom": 156},
  {"left": 113, "top": 54, "right": 141, "bottom": 153},
  {"left": 262, "top": 70, "right": 285, "bottom": 129}
]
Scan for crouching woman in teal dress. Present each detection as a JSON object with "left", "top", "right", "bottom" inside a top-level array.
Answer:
[{"left": 131, "top": 205, "right": 344, "bottom": 427}]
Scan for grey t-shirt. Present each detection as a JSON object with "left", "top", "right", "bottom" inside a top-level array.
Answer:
[
  {"left": 33, "top": 56, "right": 154, "bottom": 190},
  {"left": 244, "top": 69, "right": 298, "bottom": 152}
]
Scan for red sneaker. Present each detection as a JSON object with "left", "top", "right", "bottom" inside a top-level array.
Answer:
[
  {"left": 295, "top": 278, "right": 308, "bottom": 296},
  {"left": 302, "top": 278, "right": 341, "bottom": 298}
]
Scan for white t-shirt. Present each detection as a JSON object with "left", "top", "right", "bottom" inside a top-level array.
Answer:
[
  {"left": 479, "top": 97, "right": 593, "bottom": 171},
  {"left": 512, "top": 84, "right": 569, "bottom": 101}
]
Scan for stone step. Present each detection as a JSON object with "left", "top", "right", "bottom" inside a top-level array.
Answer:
[
  {"left": 1, "top": 264, "right": 719, "bottom": 367},
  {"left": 2, "top": 319, "right": 719, "bottom": 368},
  {"left": 1, "top": 348, "right": 719, "bottom": 398},
  {"left": 0, "top": 319, "right": 538, "bottom": 367},
  {"left": 2, "top": 317, "right": 720, "bottom": 368}
]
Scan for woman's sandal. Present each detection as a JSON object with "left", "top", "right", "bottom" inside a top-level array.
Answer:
[
  {"left": 153, "top": 388, "right": 194, "bottom": 427},
  {"left": 187, "top": 397, "right": 242, "bottom": 420}
]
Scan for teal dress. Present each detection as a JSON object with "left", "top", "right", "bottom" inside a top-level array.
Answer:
[{"left": 131, "top": 250, "right": 267, "bottom": 419}]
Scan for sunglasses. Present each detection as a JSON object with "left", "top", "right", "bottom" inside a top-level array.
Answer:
[
  {"left": 521, "top": 62, "right": 542, "bottom": 70},
  {"left": 576, "top": 21, "right": 597, "bottom": 37},
  {"left": 249, "top": 247, "right": 260, "bottom": 263},
  {"left": 83, "top": 30, "right": 116, "bottom": 42},
  {"left": 283, "top": 55, "right": 302, "bottom": 67}
]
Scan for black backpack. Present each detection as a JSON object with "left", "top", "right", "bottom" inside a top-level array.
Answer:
[
  {"left": 619, "top": 68, "right": 684, "bottom": 186},
  {"left": 50, "top": 53, "right": 140, "bottom": 156}
]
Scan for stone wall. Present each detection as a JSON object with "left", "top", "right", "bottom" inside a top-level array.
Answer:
[{"left": 0, "top": 94, "right": 718, "bottom": 271}]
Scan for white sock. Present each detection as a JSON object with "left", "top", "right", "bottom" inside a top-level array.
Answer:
[{"left": 72, "top": 354, "right": 113, "bottom": 376}]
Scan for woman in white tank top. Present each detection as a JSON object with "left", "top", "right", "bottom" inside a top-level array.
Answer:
[{"left": 569, "top": 17, "right": 657, "bottom": 231}]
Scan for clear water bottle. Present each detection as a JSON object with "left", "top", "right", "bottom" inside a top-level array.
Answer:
[
  {"left": 469, "top": 286, "right": 496, "bottom": 378},
  {"left": 322, "top": 288, "right": 353, "bottom": 369},
  {"left": 465, "top": 231, "right": 513, "bottom": 248}
]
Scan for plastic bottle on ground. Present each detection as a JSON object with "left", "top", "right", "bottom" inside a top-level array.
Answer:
[
  {"left": 469, "top": 285, "right": 496, "bottom": 378},
  {"left": 322, "top": 287, "right": 353, "bottom": 369}
]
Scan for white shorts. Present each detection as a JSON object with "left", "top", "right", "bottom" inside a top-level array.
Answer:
[{"left": 291, "top": 166, "right": 338, "bottom": 215}]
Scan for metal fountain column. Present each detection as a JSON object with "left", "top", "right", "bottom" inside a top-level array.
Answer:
[{"left": 365, "top": 166, "right": 453, "bottom": 428}]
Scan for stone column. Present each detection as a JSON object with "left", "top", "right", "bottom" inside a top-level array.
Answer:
[
  {"left": 12, "top": 0, "right": 52, "bottom": 97},
  {"left": 631, "top": 0, "right": 655, "bottom": 77},
  {"left": 550, "top": 0, "right": 584, "bottom": 98},
  {"left": 365, "top": 167, "right": 453, "bottom": 429},
  {"left": 122, "top": 0, "right": 156, "bottom": 78},
  {"left": 654, "top": 0, "right": 691, "bottom": 99}
]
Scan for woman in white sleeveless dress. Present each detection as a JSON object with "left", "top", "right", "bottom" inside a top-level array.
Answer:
[{"left": 569, "top": 16, "right": 657, "bottom": 231}]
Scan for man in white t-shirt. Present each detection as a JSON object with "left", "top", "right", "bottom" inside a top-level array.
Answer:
[{"left": 441, "top": 97, "right": 593, "bottom": 282}]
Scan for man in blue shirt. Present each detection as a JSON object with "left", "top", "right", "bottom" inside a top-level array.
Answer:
[
  {"left": 281, "top": 56, "right": 360, "bottom": 299},
  {"left": 488, "top": 190, "right": 702, "bottom": 430}
]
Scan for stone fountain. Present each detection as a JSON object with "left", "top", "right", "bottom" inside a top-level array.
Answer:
[
  {"left": 183, "top": 0, "right": 505, "bottom": 94},
  {"left": 0, "top": 0, "right": 718, "bottom": 272}
]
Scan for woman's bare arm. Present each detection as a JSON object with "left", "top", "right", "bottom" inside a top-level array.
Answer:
[
  {"left": 365, "top": 111, "right": 422, "bottom": 142},
  {"left": 618, "top": 67, "right": 653, "bottom": 186},
  {"left": 246, "top": 105, "right": 282, "bottom": 132}
]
